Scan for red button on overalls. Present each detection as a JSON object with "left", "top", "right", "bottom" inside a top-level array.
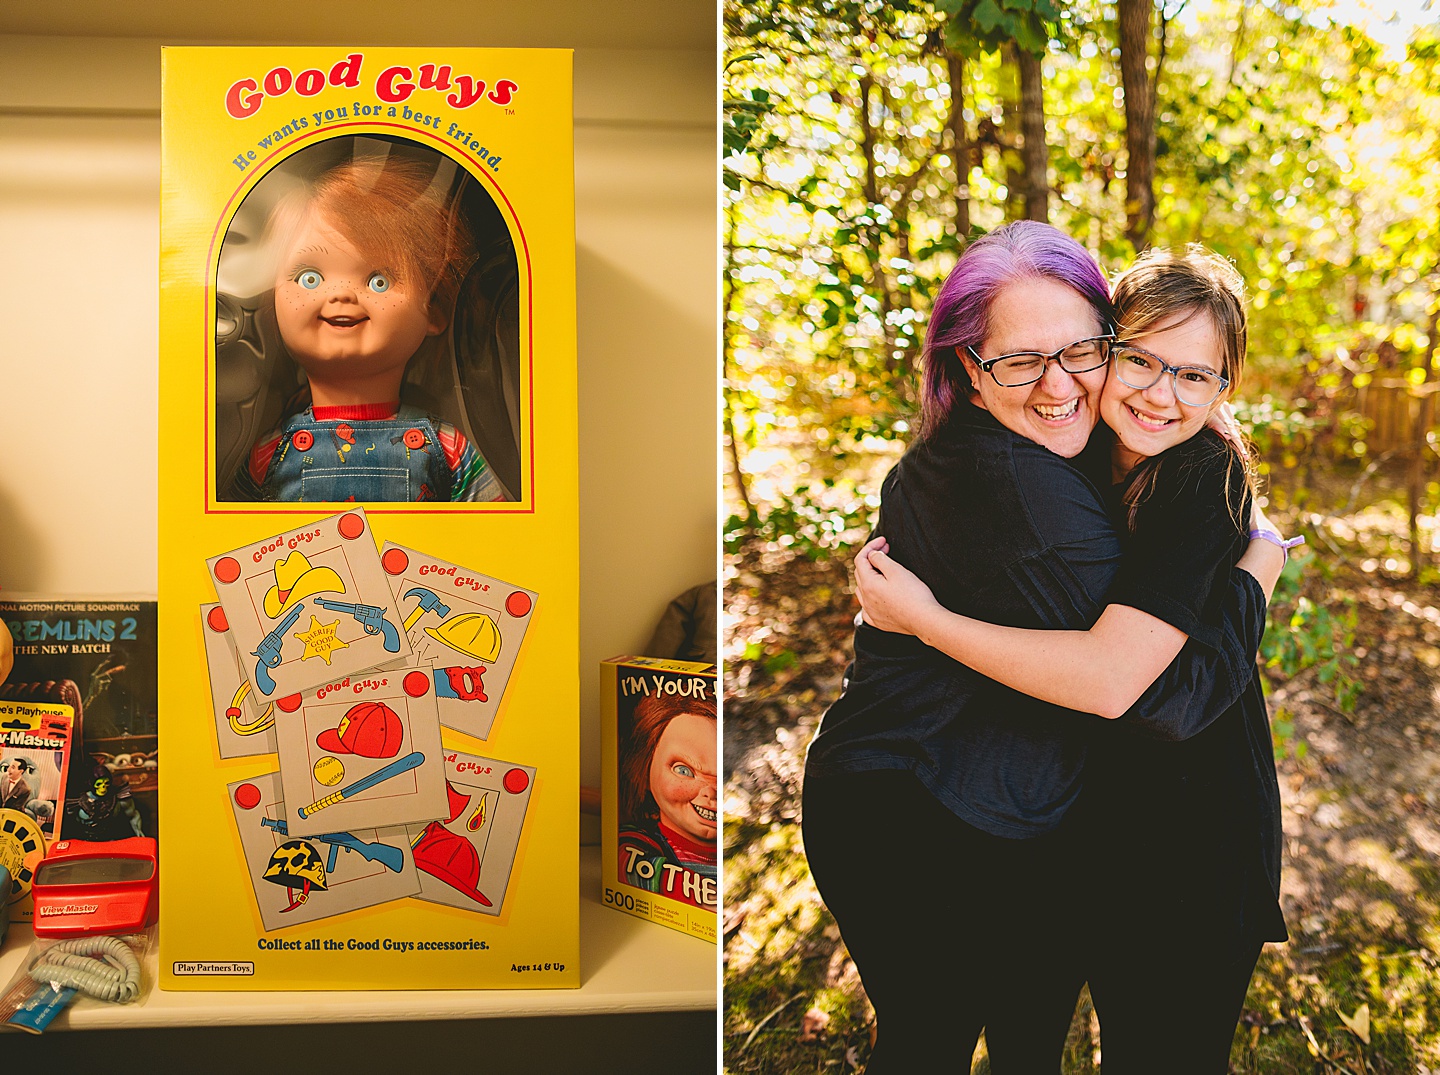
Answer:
[
  {"left": 403, "top": 428, "right": 426, "bottom": 450},
  {"left": 291, "top": 430, "right": 314, "bottom": 451}
]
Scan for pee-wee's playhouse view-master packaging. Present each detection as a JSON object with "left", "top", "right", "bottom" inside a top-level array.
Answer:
[
  {"left": 159, "top": 47, "right": 577, "bottom": 989},
  {"left": 601, "top": 657, "right": 717, "bottom": 943}
]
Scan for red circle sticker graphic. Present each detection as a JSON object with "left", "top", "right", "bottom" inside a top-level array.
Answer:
[
  {"left": 206, "top": 606, "right": 229, "bottom": 633},
  {"left": 214, "top": 557, "right": 241, "bottom": 585},
  {"left": 504, "top": 591, "right": 532, "bottom": 618},
  {"left": 502, "top": 768, "right": 529, "bottom": 795},
  {"left": 234, "top": 783, "right": 261, "bottom": 810},
  {"left": 381, "top": 548, "right": 409, "bottom": 575},
  {"left": 338, "top": 513, "right": 365, "bottom": 540},
  {"left": 277, "top": 694, "right": 304, "bottom": 713},
  {"left": 403, "top": 428, "right": 425, "bottom": 450},
  {"left": 403, "top": 671, "right": 430, "bottom": 698},
  {"left": 291, "top": 430, "right": 314, "bottom": 452}
]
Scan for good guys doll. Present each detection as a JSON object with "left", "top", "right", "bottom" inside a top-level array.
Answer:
[{"left": 230, "top": 155, "right": 511, "bottom": 503}]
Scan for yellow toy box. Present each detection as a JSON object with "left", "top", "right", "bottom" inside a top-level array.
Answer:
[
  {"left": 600, "top": 656, "right": 717, "bottom": 943},
  {"left": 159, "top": 47, "right": 577, "bottom": 989}
]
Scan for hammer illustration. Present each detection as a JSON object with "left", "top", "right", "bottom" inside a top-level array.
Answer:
[{"left": 402, "top": 587, "right": 451, "bottom": 632}]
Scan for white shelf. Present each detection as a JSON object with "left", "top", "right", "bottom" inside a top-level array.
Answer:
[{"left": 1, "top": 846, "right": 715, "bottom": 1030}]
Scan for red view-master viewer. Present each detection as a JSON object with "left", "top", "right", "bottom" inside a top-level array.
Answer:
[{"left": 31, "top": 837, "right": 159, "bottom": 938}]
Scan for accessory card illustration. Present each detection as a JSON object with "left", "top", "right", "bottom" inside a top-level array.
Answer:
[
  {"left": 406, "top": 751, "right": 535, "bottom": 917},
  {"left": 229, "top": 773, "right": 420, "bottom": 933},
  {"left": 207, "top": 509, "right": 412, "bottom": 701},
  {"left": 379, "top": 543, "right": 537, "bottom": 741},
  {"left": 200, "top": 603, "right": 279, "bottom": 758},
  {"left": 273, "top": 666, "right": 446, "bottom": 838}
]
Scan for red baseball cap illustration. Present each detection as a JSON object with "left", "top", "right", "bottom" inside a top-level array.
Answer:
[{"left": 315, "top": 701, "right": 403, "bottom": 758}]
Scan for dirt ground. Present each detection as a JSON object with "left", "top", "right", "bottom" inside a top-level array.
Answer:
[{"left": 723, "top": 468, "right": 1440, "bottom": 1073}]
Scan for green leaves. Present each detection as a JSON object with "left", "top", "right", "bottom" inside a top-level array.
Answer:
[
  {"left": 937, "top": 0, "right": 1063, "bottom": 55},
  {"left": 1260, "top": 551, "right": 1362, "bottom": 716}
]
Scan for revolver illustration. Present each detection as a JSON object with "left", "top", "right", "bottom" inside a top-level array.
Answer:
[
  {"left": 251, "top": 604, "right": 304, "bottom": 695},
  {"left": 312, "top": 597, "right": 402, "bottom": 653}
]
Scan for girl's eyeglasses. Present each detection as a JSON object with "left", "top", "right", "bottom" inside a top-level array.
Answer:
[{"left": 1111, "top": 344, "right": 1229, "bottom": 407}]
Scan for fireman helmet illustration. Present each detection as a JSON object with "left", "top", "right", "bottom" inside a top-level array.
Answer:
[
  {"left": 424, "top": 612, "right": 501, "bottom": 662},
  {"left": 411, "top": 821, "right": 491, "bottom": 906}
]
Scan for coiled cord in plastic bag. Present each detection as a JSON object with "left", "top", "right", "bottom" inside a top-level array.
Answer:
[{"left": 28, "top": 935, "right": 141, "bottom": 1003}]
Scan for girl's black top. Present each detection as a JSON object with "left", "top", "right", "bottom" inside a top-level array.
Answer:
[{"left": 1090, "top": 428, "right": 1286, "bottom": 941}]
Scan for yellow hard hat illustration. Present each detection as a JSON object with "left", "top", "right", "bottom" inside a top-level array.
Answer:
[
  {"left": 262, "top": 551, "right": 346, "bottom": 619},
  {"left": 425, "top": 612, "right": 502, "bottom": 662}
]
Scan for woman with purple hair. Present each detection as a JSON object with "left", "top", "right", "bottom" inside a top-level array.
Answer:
[{"left": 803, "top": 221, "right": 1283, "bottom": 1072}]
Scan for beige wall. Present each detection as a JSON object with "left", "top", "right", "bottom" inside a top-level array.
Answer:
[{"left": 0, "top": 10, "right": 716, "bottom": 805}]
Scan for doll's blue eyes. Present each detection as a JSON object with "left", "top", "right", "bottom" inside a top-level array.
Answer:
[
  {"left": 672, "top": 763, "right": 695, "bottom": 778},
  {"left": 292, "top": 269, "right": 391, "bottom": 293}
]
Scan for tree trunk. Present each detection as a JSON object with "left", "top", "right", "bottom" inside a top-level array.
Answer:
[
  {"left": 858, "top": 69, "right": 898, "bottom": 370},
  {"left": 1016, "top": 44, "right": 1049, "bottom": 222},
  {"left": 999, "top": 50, "right": 1026, "bottom": 222},
  {"left": 722, "top": 207, "right": 754, "bottom": 519},
  {"left": 1119, "top": 0, "right": 1156, "bottom": 249},
  {"left": 947, "top": 50, "right": 971, "bottom": 239}
]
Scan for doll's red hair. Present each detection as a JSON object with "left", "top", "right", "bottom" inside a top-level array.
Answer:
[
  {"left": 618, "top": 692, "right": 717, "bottom": 825},
  {"left": 267, "top": 154, "right": 476, "bottom": 319}
]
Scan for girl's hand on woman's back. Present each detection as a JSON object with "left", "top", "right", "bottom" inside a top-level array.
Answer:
[
  {"left": 854, "top": 537, "right": 942, "bottom": 637},
  {"left": 1208, "top": 400, "right": 1244, "bottom": 450}
]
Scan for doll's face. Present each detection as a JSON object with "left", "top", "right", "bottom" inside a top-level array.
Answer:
[
  {"left": 273, "top": 208, "right": 443, "bottom": 384},
  {"left": 648, "top": 713, "right": 718, "bottom": 844},
  {"left": 4, "top": 760, "right": 21, "bottom": 779}
]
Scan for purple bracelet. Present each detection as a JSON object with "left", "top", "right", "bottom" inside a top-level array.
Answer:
[{"left": 1248, "top": 529, "right": 1305, "bottom": 561}]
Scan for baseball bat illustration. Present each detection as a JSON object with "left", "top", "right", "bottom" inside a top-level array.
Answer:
[{"left": 297, "top": 751, "right": 425, "bottom": 819}]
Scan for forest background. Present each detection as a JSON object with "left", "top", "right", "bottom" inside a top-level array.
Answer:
[{"left": 723, "top": 0, "right": 1440, "bottom": 1071}]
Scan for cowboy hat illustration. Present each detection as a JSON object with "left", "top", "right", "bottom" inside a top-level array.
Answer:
[{"left": 263, "top": 551, "right": 346, "bottom": 619}]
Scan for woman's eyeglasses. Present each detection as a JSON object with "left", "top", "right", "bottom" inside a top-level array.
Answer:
[
  {"left": 1111, "top": 344, "right": 1229, "bottom": 407},
  {"left": 962, "top": 336, "right": 1113, "bottom": 388}
]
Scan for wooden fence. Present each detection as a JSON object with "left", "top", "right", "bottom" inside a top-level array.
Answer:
[
  {"left": 1352, "top": 378, "right": 1440, "bottom": 573},
  {"left": 1354, "top": 378, "right": 1438, "bottom": 456}
]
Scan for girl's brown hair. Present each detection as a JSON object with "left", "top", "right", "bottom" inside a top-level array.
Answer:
[
  {"left": 1111, "top": 246, "right": 1258, "bottom": 531},
  {"left": 618, "top": 692, "right": 717, "bottom": 825}
]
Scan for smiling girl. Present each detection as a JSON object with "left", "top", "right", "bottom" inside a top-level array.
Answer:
[{"left": 855, "top": 246, "right": 1298, "bottom": 1071}]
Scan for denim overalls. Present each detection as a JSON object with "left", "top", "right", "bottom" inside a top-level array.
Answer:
[{"left": 262, "top": 406, "right": 454, "bottom": 502}]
